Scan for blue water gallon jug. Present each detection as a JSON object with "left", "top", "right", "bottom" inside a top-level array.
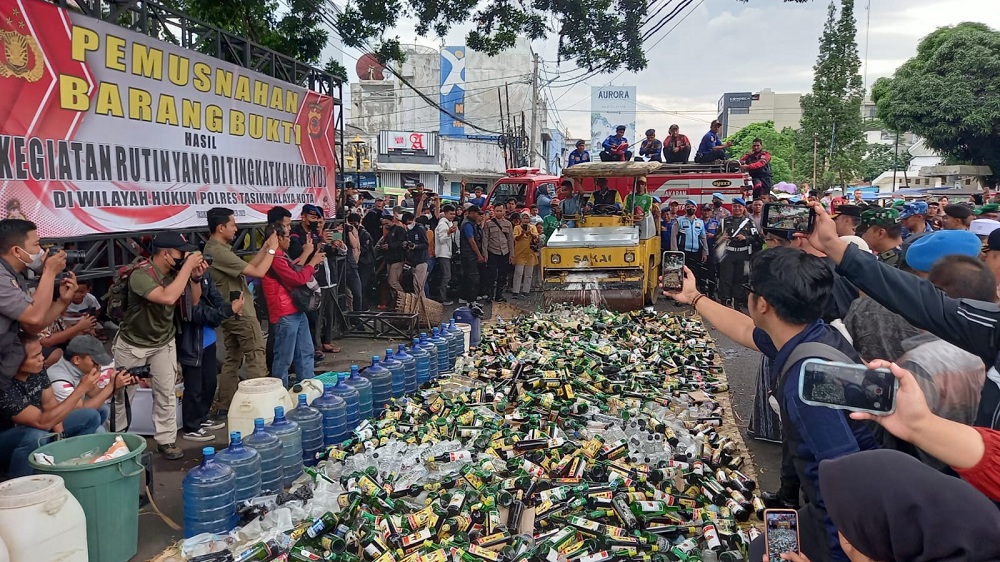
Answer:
[
  {"left": 242, "top": 418, "right": 283, "bottom": 494},
  {"left": 395, "top": 344, "right": 417, "bottom": 394},
  {"left": 345, "top": 365, "right": 373, "bottom": 421},
  {"left": 430, "top": 327, "right": 451, "bottom": 374},
  {"left": 382, "top": 348, "right": 405, "bottom": 398},
  {"left": 364, "top": 356, "right": 393, "bottom": 413},
  {"left": 215, "top": 431, "right": 262, "bottom": 503},
  {"left": 287, "top": 394, "right": 325, "bottom": 467},
  {"left": 265, "top": 406, "right": 303, "bottom": 487},
  {"left": 330, "top": 372, "right": 361, "bottom": 432},
  {"left": 183, "top": 447, "right": 237, "bottom": 538},
  {"left": 452, "top": 307, "right": 481, "bottom": 347},
  {"left": 447, "top": 320, "right": 465, "bottom": 364},
  {"left": 312, "top": 384, "right": 347, "bottom": 446},
  {"left": 418, "top": 332, "right": 439, "bottom": 381},
  {"left": 410, "top": 336, "right": 431, "bottom": 385}
]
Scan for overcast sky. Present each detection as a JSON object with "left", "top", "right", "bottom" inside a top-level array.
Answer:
[{"left": 333, "top": 0, "right": 1000, "bottom": 140}]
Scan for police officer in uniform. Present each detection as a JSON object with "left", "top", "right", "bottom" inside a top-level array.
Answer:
[
  {"left": 717, "top": 197, "right": 762, "bottom": 309},
  {"left": 671, "top": 199, "right": 709, "bottom": 294}
]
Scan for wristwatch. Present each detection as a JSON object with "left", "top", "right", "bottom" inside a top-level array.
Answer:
[{"left": 267, "top": 249, "right": 276, "bottom": 255}]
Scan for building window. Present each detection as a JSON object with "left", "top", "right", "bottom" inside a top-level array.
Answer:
[{"left": 966, "top": 178, "right": 972, "bottom": 185}]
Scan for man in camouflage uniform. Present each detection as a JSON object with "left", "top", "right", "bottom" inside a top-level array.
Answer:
[{"left": 859, "top": 208, "right": 904, "bottom": 267}]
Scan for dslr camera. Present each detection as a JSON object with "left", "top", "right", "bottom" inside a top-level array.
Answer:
[
  {"left": 48, "top": 247, "right": 86, "bottom": 266},
  {"left": 127, "top": 364, "right": 152, "bottom": 379}
]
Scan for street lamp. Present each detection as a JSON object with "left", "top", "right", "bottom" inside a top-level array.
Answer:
[{"left": 347, "top": 135, "right": 370, "bottom": 208}]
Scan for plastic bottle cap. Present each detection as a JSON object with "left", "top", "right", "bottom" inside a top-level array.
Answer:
[
  {"left": 299, "top": 394, "right": 308, "bottom": 405},
  {"left": 203, "top": 447, "right": 215, "bottom": 456},
  {"left": 230, "top": 431, "right": 241, "bottom": 442},
  {"left": 274, "top": 406, "right": 285, "bottom": 417}
]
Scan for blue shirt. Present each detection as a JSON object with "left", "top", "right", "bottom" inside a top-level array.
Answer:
[
  {"left": 754, "top": 320, "right": 878, "bottom": 561},
  {"left": 900, "top": 221, "right": 933, "bottom": 240},
  {"left": 567, "top": 149, "right": 590, "bottom": 167},
  {"left": 462, "top": 221, "right": 477, "bottom": 240},
  {"left": 536, "top": 193, "right": 553, "bottom": 218},
  {"left": 602, "top": 135, "right": 628, "bottom": 152},
  {"left": 697, "top": 130, "right": 722, "bottom": 156},
  {"left": 704, "top": 217, "right": 720, "bottom": 247},
  {"left": 675, "top": 216, "right": 705, "bottom": 253},
  {"left": 470, "top": 196, "right": 487, "bottom": 208},
  {"left": 203, "top": 326, "right": 216, "bottom": 348}
]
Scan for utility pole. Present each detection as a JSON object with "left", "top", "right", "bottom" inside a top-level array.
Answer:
[{"left": 529, "top": 52, "right": 539, "bottom": 167}]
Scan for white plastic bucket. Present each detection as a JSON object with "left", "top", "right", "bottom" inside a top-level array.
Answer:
[
  {"left": 227, "top": 377, "right": 294, "bottom": 442},
  {"left": 456, "top": 323, "right": 472, "bottom": 353},
  {"left": 288, "top": 378, "right": 325, "bottom": 406},
  {"left": 0, "top": 475, "right": 88, "bottom": 562}
]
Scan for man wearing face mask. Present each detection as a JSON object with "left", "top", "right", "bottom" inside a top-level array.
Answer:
[
  {"left": 113, "top": 231, "right": 205, "bottom": 460},
  {"left": 401, "top": 212, "right": 430, "bottom": 295},
  {"left": 0, "top": 219, "right": 75, "bottom": 340},
  {"left": 671, "top": 200, "right": 709, "bottom": 294}
]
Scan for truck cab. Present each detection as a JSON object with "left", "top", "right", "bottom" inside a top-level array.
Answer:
[{"left": 486, "top": 168, "right": 561, "bottom": 209}]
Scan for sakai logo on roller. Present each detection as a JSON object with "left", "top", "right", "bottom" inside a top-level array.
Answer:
[
  {"left": 573, "top": 254, "right": 613, "bottom": 264},
  {"left": 0, "top": 7, "right": 44, "bottom": 82}
]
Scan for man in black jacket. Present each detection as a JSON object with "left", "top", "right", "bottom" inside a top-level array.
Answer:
[
  {"left": 381, "top": 209, "right": 408, "bottom": 305},
  {"left": 177, "top": 273, "right": 243, "bottom": 442},
  {"left": 805, "top": 202, "right": 1000, "bottom": 429},
  {"left": 401, "top": 212, "right": 429, "bottom": 294}
]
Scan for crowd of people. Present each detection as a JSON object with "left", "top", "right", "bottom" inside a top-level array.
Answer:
[{"left": 665, "top": 196, "right": 1000, "bottom": 561}]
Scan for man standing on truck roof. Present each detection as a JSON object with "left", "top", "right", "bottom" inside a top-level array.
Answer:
[
  {"left": 205, "top": 208, "right": 278, "bottom": 415},
  {"left": 600, "top": 125, "right": 632, "bottom": 162},
  {"left": 739, "top": 138, "right": 774, "bottom": 200},
  {"left": 567, "top": 140, "right": 591, "bottom": 167},
  {"left": 695, "top": 120, "right": 733, "bottom": 164},
  {"left": 671, "top": 200, "right": 709, "bottom": 294}
]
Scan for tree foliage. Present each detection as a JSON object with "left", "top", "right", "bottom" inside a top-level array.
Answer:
[
  {"left": 336, "top": 0, "right": 809, "bottom": 72},
  {"left": 797, "top": 0, "right": 866, "bottom": 189},
  {"left": 872, "top": 22, "right": 1000, "bottom": 185},
  {"left": 861, "top": 144, "right": 912, "bottom": 183},
  {"left": 724, "top": 121, "right": 800, "bottom": 183}
]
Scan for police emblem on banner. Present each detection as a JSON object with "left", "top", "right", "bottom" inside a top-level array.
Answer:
[
  {"left": 0, "top": 7, "right": 44, "bottom": 82},
  {"left": 307, "top": 103, "right": 324, "bottom": 138}
]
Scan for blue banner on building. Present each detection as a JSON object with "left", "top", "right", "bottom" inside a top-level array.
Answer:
[{"left": 440, "top": 46, "right": 466, "bottom": 137}]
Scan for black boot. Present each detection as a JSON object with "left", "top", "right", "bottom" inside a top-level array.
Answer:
[{"left": 761, "top": 489, "right": 800, "bottom": 510}]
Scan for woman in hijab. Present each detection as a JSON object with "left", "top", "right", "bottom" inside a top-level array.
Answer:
[{"left": 766, "top": 448, "right": 1000, "bottom": 562}]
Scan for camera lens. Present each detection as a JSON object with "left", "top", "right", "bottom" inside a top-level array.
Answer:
[{"left": 202, "top": 254, "right": 214, "bottom": 266}]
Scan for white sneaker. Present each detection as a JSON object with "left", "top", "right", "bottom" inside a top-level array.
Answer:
[{"left": 183, "top": 428, "right": 215, "bottom": 442}]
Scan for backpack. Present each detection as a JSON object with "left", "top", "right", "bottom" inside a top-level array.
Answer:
[
  {"left": 104, "top": 258, "right": 157, "bottom": 322},
  {"left": 268, "top": 257, "right": 321, "bottom": 313}
]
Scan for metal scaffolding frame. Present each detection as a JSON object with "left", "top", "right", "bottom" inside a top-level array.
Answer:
[{"left": 45, "top": 0, "right": 346, "bottom": 279}]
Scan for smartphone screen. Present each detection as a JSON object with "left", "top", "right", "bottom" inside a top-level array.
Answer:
[
  {"left": 329, "top": 232, "right": 344, "bottom": 242},
  {"left": 799, "top": 360, "right": 897, "bottom": 415},
  {"left": 661, "top": 251, "right": 685, "bottom": 291},
  {"left": 765, "top": 509, "right": 800, "bottom": 559},
  {"left": 763, "top": 203, "right": 815, "bottom": 233}
]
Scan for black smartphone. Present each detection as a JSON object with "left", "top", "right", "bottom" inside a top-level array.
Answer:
[
  {"left": 661, "top": 251, "right": 685, "bottom": 291},
  {"left": 230, "top": 291, "right": 242, "bottom": 302},
  {"left": 762, "top": 203, "right": 815, "bottom": 233},
  {"left": 798, "top": 359, "right": 898, "bottom": 415},
  {"left": 765, "top": 509, "right": 800, "bottom": 559}
]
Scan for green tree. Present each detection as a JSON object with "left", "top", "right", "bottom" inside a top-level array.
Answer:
[
  {"left": 724, "top": 121, "right": 801, "bottom": 183},
  {"left": 872, "top": 22, "right": 1000, "bottom": 186},
  {"left": 861, "top": 144, "right": 912, "bottom": 182},
  {"left": 335, "top": 0, "right": 808, "bottom": 72},
  {"left": 173, "top": 0, "right": 329, "bottom": 66},
  {"left": 797, "top": 0, "right": 866, "bottom": 189}
]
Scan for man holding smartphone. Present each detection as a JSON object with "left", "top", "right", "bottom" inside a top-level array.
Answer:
[{"left": 666, "top": 247, "right": 877, "bottom": 562}]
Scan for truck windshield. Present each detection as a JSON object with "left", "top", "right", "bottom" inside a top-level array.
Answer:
[{"left": 489, "top": 182, "right": 527, "bottom": 209}]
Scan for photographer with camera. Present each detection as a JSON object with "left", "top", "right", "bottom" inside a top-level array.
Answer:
[
  {"left": 205, "top": 207, "right": 278, "bottom": 415},
  {"left": 289, "top": 204, "right": 345, "bottom": 356},
  {"left": 0, "top": 219, "right": 77, "bottom": 338},
  {"left": 112, "top": 231, "right": 205, "bottom": 460},
  {"left": 47, "top": 334, "right": 136, "bottom": 431},
  {"left": 177, "top": 264, "right": 243, "bottom": 442},
  {"left": 0, "top": 335, "right": 104, "bottom": 477}
]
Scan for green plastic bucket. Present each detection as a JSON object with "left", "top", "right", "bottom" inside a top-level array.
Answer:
[{"left": 28, "top": 432, "right": 146, "bottom": 562}]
